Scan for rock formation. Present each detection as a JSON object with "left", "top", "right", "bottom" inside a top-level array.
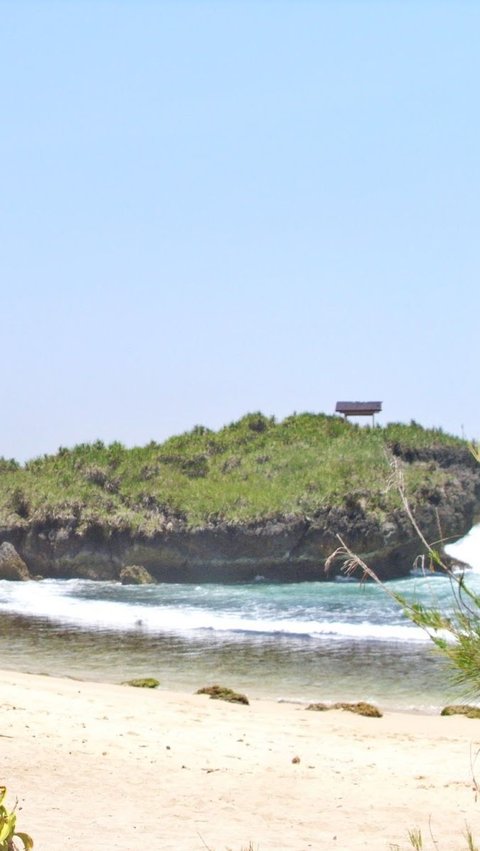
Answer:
[
  {"left": 0, "top": 431, "right": 479, "bottom": 583},
  {"left": 0, "top": 542, "right": 30, "bottom": 581}
]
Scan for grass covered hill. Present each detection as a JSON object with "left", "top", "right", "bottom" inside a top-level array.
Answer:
[{"left": 0, "top": 413, "right": 471, "bottom": 538}]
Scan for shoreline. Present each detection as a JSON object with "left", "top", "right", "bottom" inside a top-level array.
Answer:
[
  {"left": 0, "top": 661, "right": 448, "bottom": 716},
  {"left": 2, "top": 669, "right": 480, "bottom": 850},
  {"left": 0, "top": 650, "right": 453, "bottom": 717},
  {"left": 0, "top": 603, "right": 457, "bottom": 714}
]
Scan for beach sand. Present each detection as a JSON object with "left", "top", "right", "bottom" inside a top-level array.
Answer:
[{"left": 1, "top": 669, "right": 479, "bottom": 851}]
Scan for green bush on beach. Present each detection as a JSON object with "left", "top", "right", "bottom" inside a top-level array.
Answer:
[{"left": 0, "top": 786, "right": 33, "bottom": 850}]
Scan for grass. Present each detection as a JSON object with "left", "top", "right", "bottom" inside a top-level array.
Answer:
[
  {"left": 0, "top": 412, "right": 467, "bottom": 536},
  {"left": 389, "top": 825, "right": 479, "bottom": 850}
]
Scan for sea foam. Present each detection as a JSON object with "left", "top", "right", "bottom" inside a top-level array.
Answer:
[{"left": 445, "top": 523, "right": 480, "bottom": 572}]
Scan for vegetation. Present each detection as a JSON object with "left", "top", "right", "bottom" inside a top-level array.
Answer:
[
  {"left": 196, "top": 685, "right": 250, "bottom": 705},
  {"left": 327, "top": 450, "right": 480, "bottom": 851},
  {"left": 330, "top": 531, "right": 480, "bottom": 699},
  {"left": 0, "top": 413, "right": 466, "bottom": 535},
  {"left": 122, "top": 677, "right": 160, "bottom": 688},
  {"left": 389, "top": 824, "right": 479, "bottom": 850},
  {"left": 306, "top": 701, "right": 382, "bottom": 717},
  {"left": 328, "top": 447, "right": 480, "bottom": 700},
  {"left": 0, "top": 787, "right": 33, "bottom": 850},
  {"left": 440, "top": 705, "right": 480, "bottom": 718},
  {"left": 119, "top": 565, "right": 154, "bottom": 584}
]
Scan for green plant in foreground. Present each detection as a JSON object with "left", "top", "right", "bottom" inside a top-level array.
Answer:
[
  {"left": 389, "top": 824, "right": 479, "bottom": 850},
  {"left": 328, "top": 454, "right": 480, "bottom": 700},
  {"left": 407, "top": 828, "right": 423, "bottom": 850},
  {"left": 0, "top": 787, "right": 33, "bottom": 850},
  {"left": 326, "top": 453, "right": 480, "bottom": 851},
  {"left": 465, "top": 826, "right": 480, "bottom": 851},
  {"left": 203, "top": 823, "right": 478, "bottom": 851},
  {"left": 329, "top": 529, "right": 480, "bottom": 698}
]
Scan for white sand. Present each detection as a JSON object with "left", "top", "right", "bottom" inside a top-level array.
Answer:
[{"left": 1, "top": 669, "right": 480, "bottom": 851}]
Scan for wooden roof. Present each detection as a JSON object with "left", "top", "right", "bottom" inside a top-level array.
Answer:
[{"left": 335, "top": 401, "right": 382, "bottom": 416}]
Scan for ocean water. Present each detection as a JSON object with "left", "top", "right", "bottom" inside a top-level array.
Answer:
[{"left": 0, "top": 525, "right": 479, "bottom": 712}]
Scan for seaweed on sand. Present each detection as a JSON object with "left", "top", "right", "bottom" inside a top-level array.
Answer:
[{"left": 196, "top": 684, "right": 249, "bottom": 705}]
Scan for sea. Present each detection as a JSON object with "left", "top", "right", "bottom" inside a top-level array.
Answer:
[{"left": 1, "top": 527, "right": 480, "bottom": 713}]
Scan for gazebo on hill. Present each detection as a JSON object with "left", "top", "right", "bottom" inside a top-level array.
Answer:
[{"left": 335, "top": 401, "right": 382, "bottom": 426}]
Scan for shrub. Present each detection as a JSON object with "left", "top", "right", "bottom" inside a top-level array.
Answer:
[{"left": 0, "top": 787, "right": 33, "bottom": 850}]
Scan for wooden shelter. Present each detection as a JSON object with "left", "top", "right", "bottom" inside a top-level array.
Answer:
[{"left": 335, "top": 401, "right": 382, "bottom": 426}]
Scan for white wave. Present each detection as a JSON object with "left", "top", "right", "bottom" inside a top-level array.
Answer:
[
  {"left": 0, "top": 579, "right": 427, "bottom": 643},
  {"left": 445, "top": 523, "right": 480, "bottom": 572},
  {"left": 308, "top": 620, "right": 427, "bottom": 642}
]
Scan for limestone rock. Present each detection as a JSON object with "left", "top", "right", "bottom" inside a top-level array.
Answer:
[
  {"left": 0, "top": 542, "right": 30, "bottom": 580},
  {"left": 119, "top": 564, "right": 154, "bottom": 585}
]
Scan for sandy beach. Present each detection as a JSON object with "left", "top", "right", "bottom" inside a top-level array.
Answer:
[{"left": 1, "top": 669, "right": 480, "bottom": 851}]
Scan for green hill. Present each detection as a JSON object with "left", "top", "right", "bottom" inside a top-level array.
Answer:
[{"left": 0, "top": 412, "right": 469, "bottom": 537}]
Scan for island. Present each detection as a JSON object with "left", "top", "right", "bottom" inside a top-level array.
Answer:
[{"left": 0, "top": 413, "right": 478, "bottom": 582}]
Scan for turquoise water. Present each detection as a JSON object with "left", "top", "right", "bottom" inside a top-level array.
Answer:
[{"left": 0, "top": 570, "right": 476, "bottom": 711}]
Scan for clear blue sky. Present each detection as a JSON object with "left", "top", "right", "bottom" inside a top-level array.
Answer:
[{"left": 2, "top": 1, "right": 479, "bottom": 461}]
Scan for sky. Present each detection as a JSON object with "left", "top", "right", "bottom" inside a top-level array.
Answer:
[{"left": 2, "top": 1, "right": 480, "bottom": 462}]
